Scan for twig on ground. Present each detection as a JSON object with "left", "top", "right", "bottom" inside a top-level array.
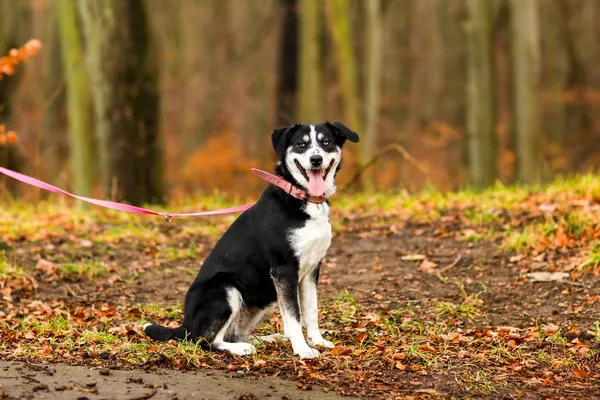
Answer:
[
  {"left": 436, "top": 255, "right": 463, "bottom": 283},
  {"left": 126, "top": 388, "right": 157, "bottom": 400},
  {"left": 439, "top": 255, "right": 462, "bottom": 273}
]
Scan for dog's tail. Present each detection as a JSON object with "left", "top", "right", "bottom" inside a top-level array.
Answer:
[{"left": 143, "top": 322, "right": 187, "bottom": 341}]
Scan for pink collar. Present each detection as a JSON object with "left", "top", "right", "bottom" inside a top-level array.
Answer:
[{"left": 251, "top": 168, "right": 326, "bottom": 204}]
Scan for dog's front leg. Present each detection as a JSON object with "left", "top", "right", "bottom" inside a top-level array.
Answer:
[
  {"left": 271, "top": 267, "right": 320, "bottom": 359},
  {"left": 300, "top": 265, "right": 334, "bottom": 349}
]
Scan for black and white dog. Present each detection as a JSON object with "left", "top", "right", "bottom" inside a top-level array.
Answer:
[{"left": 144, "top": 122, "right": 359, "bottom": 359}]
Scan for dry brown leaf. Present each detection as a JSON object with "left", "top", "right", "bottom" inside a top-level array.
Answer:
[{"left": 417, "top": 343, "right": 438, "bottom": 354}]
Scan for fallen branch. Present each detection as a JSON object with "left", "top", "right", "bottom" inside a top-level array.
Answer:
[
  {"left": 340, "top": 143, "right": 429, "bottom": 192},
  {"left": 436, "top": 255, "right": 463, "bottom": 283},
  {"left": 126, "top": 387, "right": 157, "bottom": 400},
  {"left": 439, "top": 254, "right": 462, "bottom": 273}
]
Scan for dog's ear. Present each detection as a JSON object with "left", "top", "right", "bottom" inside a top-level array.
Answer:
[
  {"left": 271, "top": 124, "right": 301, "bottom": 157},
  {"left": 326, "top": 122, "right": 360, "bottom": 146}
]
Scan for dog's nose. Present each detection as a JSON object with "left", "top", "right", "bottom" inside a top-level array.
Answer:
[{"left": 310, "top": 155, "right": 323, "bottom": 167}]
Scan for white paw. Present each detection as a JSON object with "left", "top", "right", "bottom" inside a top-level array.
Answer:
[
  {"left": 308, "top": 337, "right": 334, "bottom": 349},
  {"left": 227, "top": 343, "right": 256, "bottom": 356},
  {"left": 295, "top": 347, "right": 320, "bottom": 359}
]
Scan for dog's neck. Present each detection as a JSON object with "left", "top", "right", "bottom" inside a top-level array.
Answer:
[
  {"left": 252, "top": 168, "right": 325, "bottom": 204},
  {"left": 275, "top": 161, "right": 297, "bottom": 187}
]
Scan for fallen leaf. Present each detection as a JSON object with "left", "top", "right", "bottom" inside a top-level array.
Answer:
[
  {"left": 401, "top": 254, "right": 426, "bottom": 261},
  {"left": 573, "top": 368, "right": 590, "bottom": 379},
  {"left": 526, "top": 272, "right": 569, "bottom": 282},
  {"left": 417, "top": 343, "right": 438, "bottom": 354},
  {"left": 395, "top": 361, "right": 406, "bottom": 370},
  {"left": 509, "top": 255, "right": 524, "bottom": 263},
  {"left": 419, "top": 259, "right": 438, "bottom": 273}
]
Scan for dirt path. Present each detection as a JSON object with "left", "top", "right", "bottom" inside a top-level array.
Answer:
[{"left": 0, "top": 361, "right": 353, "bottom": 400}]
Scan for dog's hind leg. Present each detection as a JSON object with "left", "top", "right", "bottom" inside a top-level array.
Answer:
[
  {"left": 237, "top": 303, "right": 288, "bottom": 345},
  {"left": 210, "top": 288, "right": 256, "bottom": 356}
]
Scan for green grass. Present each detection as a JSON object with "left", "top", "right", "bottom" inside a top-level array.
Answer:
[
  {"left": 56, "top": 262, "right": 108, "bottom": 280},
  {"left": 133, "top": 303, "right": 183, "bottom": 320},
  {"left": 20, "top": 315, "right": 71, "bottom": 335},
  {"left": 503, "top": 226, "right": 536, "bottom": 252},
  {"left": 94, "top": 224, "right": 161, "bottom": 242},
  {"left": 81, "top": 330, "right": 119, "bottom": 344},
  {"left": 435, "top": 281, "right": 486, "bottom": 321},
  {"left": 0, "top": 251, "right": 28, "bottom": 280},
  {"left": 326, "top": 291, "right": 361, "bottom": 324},
  {"left": 577, "top": 241, "right": 600, "bottom": 275},
  {"left": 160, "top": 243, "right": 200, "bottom": 261}
]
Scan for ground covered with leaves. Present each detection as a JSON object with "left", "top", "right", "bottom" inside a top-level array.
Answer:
[{"left": 2, "top": 176, "right": 600, "bottom": 399}]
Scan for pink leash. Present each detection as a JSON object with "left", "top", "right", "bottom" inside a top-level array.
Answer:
[{"left": 0, "top": 166, "right": 254, "bottom": 220}]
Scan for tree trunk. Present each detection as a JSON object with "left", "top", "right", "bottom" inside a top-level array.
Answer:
[
  {"left": 324, "top": 0, "right": 360, "bottom": 134},
  {"left": 296, "top": 0, "right": 321, "bottom": 122},
  {"left": 465, "top": 0, "right": 496, "bottom": 188},
  {"left": 78, "top": 0, "right": 164, "bottom": 205},
  {"left": 276, "top": 0, "right": 299, "bottom": 126},
  {"left": 510, "top": 0, "right": 542, "bottom": 184},
  {"left": 0, "top": 0, "right": 26, "bottom": 194},
  {"left": 363, "top": 0, "right": 383, "bottom": 191},
  {"left": 56, "top": 0, "right": 95, "bottom": 198},
  {"left": 556, "top": 0, "right": 594, "bottom": 170}
]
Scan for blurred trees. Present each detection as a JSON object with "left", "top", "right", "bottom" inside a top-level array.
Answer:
[
  {"left": 297, "top": 0, "right": 321, "bottom": 123},
  {"left": 2, "top": 0, "right": 600, "bottom": 199},
  {"left": 362, "top": 0, "right": 383, "bottom": 191},
  {"left": 325, "top": 0, "right": 359, "bottom": 137},
  {"left": 511, "top": 0, "right": 541, "bottom": 184},
  {"left": 465, "top": 0, "right": 496, "bottom": 188},
  {"left": 276, "top": 0, "right": 298, "bottom": 126},
  {"left": 78, "top": 0, "right": 163, "bottom": 205},
  {"left": 56, "top": 0, "right": 94, "bottom": 198}
]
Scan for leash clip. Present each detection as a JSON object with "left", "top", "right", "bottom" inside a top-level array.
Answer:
[{"left": 164, "top": 214, "right": 173, "bottom": 223}]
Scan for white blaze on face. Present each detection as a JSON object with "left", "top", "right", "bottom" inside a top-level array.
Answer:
[{"left": 285, "top": 125, "right": 342, "bottom": 198}]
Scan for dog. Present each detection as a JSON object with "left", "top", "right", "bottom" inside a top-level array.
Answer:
[{"left": 144, "top": 122, "right": 359, "bottom": 359}]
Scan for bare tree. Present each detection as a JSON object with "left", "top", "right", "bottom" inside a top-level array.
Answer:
[
  {"left": 363, "top": 0, "right": 383, "bottom": 191},
  {"left": 56, "top": 0, "right": 95, "bottom": 197},
  {"left": 297, "top": 0, "right": 321, "bottom": 122},
  {"left": 325, "top": 0, "right": 360, "bottom": 133},
  {"left": 511, "top": 0, "right": 542, "bottom": 184},
  {"left": 276, "top": 0, "right": 299, "bottom": 126},
  {"left": 465, "top": 0, "right": 496, "bottom": 188},
  {"left": 78, "top": 0, "right": 164, "bottom": 205}
]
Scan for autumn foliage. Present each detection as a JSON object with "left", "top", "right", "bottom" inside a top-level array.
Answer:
[
  {"left": 0, "top": 125, "right": 18, "bottom": 147},
  {"left": 178, "top": 130, "right": 260, "bottom": 197},
  {"left": 0, "top": 39, "right": 42, "bottom": 149},
  {"left": 0, "top": 39, "right": 42, "bottom": 80}
]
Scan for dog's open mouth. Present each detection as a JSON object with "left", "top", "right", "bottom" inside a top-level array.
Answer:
[{"left": 294, "top": 160, "right": 333, "bottom": 197}]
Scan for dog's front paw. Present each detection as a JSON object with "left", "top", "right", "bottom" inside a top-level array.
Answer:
[
  {"left": 308, "top": 337, "right": 334, "bottom": 349},
  {"left": 226, "top": 342, "right": 256, "bottom": 356},
  {"left": 295, "top": 347, "right": 320, "bottom": 359}
]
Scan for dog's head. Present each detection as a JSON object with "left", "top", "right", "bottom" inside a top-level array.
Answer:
[{"left": 272, "top": 122, "right": 359, "bottom": 198}]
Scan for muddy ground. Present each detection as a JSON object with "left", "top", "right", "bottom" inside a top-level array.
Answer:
[{"left": 0, "top": 360, "right": 351, "bottom": 400}]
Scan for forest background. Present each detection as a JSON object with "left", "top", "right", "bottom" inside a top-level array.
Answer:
[{"left": 0, "top": 0, "right": 597, "bottom": 205}]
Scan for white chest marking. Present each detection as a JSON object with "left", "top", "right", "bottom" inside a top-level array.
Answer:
[{"left": 289, "top": 203, "right": 332, "bottom": 281}]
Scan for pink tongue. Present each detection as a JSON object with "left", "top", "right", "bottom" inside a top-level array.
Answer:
[{"left": 307, "top": 170, "right": 326, "bottom": 196}]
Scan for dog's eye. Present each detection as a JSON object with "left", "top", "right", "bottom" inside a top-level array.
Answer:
[
  {"left": 297, "top": 142, "right": 307, "bottom": 148},
  {"left": 322, "top": 138, "right": 331, "bottom": 146}
]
